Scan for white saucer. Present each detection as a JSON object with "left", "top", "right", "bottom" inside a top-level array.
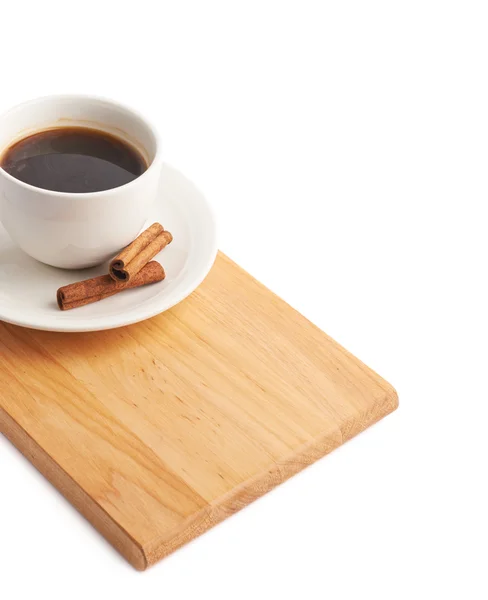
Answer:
[{"left": 0, "top": 164, "right": 217, "bottom": 332}]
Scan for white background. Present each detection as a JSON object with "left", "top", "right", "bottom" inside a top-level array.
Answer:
[{"left": 1, "top": 1, "right": 487, "bottom": 598}]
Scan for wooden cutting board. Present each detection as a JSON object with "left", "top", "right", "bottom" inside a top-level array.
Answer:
[{"left": 0, "top": 252, "right": 398, "bottom": 570}]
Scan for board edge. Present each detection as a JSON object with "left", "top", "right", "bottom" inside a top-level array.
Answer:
[
  {"left": 142, "top": 383, "right": 399, "bottom": 568},
  {"left": 0, "top": 406, "right": 148, "bottom": 571}
]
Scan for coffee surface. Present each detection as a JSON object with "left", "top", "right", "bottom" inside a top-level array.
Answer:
[{"left": 0, "top": 127, "right": 147, "bottom": 193}]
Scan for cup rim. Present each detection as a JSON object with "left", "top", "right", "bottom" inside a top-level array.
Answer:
[{"left": 0, "top": 93, "right": 162, "bottom": 199}]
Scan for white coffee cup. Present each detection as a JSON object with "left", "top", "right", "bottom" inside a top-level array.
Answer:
[{"left": 0, "top": 95, "right": 162, "bottom": 269}]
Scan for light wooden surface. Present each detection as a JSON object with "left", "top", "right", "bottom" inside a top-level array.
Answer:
[{"left": 0, "top": 252, "right": 398, "bottom": 570}]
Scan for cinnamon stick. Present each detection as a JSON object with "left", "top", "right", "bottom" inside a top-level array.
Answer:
[
  {"left": 109, "top": 223, "right": 173, "bottom": 282},
  {"left": 57, "top": 261, "right": 165, "bottom": 311}
]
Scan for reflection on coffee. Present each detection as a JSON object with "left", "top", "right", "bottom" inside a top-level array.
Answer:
[{"left": 0, "top": 127, "right": 147, "bottom": 193}]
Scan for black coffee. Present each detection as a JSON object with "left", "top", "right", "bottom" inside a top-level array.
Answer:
[{"left": 0, "top": 127, "right": 147, "bottom": 193}]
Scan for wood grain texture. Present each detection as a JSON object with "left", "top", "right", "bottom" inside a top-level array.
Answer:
[{"left": 0, "top": 252, "right": 398, "bottom": 570}]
